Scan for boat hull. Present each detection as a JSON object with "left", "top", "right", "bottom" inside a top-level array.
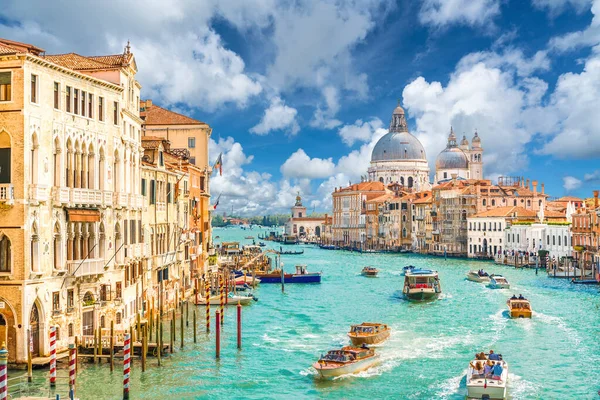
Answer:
[
  {"left": 467, "top": 381, "right": 507, "bottom": 399},
  {"left": 508, "top": 309, "right": 532, "bottom": 318},
  {"left": 196, "top": 296, "right": 254, "bottom": 306},
  {"left": 361, "top": 271, "right": 378, "bottom": 277},
  {"left": 466, "top": 272, "right": 491, "bottom": 283},
  {"left": 312, "top": 355, "right": 379, "bottom": 379},
  {"left": 348, "top": 329, "right": 390, "bottom": 346},
  {"left": 256, "top": 273, "right": 321, "bottom": 283},
  {"left": 403, "top": 289, "right": 439, "bottom": 301}
]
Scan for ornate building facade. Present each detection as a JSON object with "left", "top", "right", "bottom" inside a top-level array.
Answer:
[
  {"left": 284, "top": 194, "right": 327, "bottom": 240},
  {"left": 435, "top": 128, "right": 483, "bottom": 183},
  {"left": 367, "top": 105, "right": 431, "bottom": 191}
]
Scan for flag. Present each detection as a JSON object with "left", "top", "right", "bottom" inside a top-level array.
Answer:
[
  {"left": 211, "top": 192, "right": 222, "bottom": 210},
  {"left": 213, "top": 153, "right": 223, "bottom": 176}
]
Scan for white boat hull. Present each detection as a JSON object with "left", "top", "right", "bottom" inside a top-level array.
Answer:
[
  {"left": 548, "top": 268, "right": 593, "bottom": 278},
  {"left": 467, "top": 361, "right": 508, "bottom": 399},
  {"left": 466, "top": 272, "right": 491, "bottom": 283},
  {"left": 197, "top": 295, "right": 253, "bottom": 305},
  {"left": 314, "top": 355, "right": 379, "bottom": 379},
  {"left": 488, "top": 282, "right": 510, "bottom": 289}
]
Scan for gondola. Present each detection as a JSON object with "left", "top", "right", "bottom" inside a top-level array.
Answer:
[{"left": 279, "top": 249, "right": 304, "bottom": 255}]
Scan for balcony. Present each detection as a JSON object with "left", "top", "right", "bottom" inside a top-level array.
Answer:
[
  {"left": 53, "top": 187, "right": 70, "bottom": 205},
  {"left": 0, "top": 184, "right": 14, "bottom": 204},
  {"left": 29, "top": 184, "right": 49, "bottom": 203},
  {"left": 70, "top": 188, "right": 102, "bottom": 206},
  {"left": 415, "top": 215, "right": 425, "bottom": 221},
  {"left": 67, "top": 259, "right": 105, "bottom": 277},
  {"left": 114, "top": 192, "right": 128, "bottom": 208},
  {"left": 102, "top": 190, "right": 112, "bottom": 206},
  {"left": 135, "top": 194, "right": 144, "bottom": 209}
]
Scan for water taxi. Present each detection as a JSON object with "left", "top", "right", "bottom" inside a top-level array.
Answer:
[
  {"left": 402, "top": 269, "right": 441, "bottom": 301},
  {"left": 466, "top": 270, "right": 492, "bottom": 283},
  {"left": 488, "top": 275, "right": 510, "bottom": 289},
  {"left": 466, "top": 356, "right": 508, "bottom": 399},
  {"left": 507, "top": 296, "right": 532, "bottom": 318},
  {"left": 312, "top": 346, "right": 379, "bottom": 379},
  {"left": 348, "top": 323, "right": 390, "bottom": 346},
  {"left": 361, "top": 266, "right": 379, "bottom": 277},
  {"left": 256, "top": 265, "right": 321, "bottom": 283}
]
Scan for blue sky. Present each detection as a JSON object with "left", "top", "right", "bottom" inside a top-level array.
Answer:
[{"left": 2, "top": 0, "right": 600, "bottom": 215}]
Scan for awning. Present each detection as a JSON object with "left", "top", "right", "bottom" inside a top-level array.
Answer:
[{"left": 66, "top": 208, "right": 101, "bottom": 222}]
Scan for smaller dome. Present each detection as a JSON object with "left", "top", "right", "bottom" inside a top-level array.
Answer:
[
  {"left": 460, "top": 135, "right": 469, "bottom": 146},
  {"left": 436, "top": 147, "right": 469, "bottom": 170},
  {"left": 393, "top": 105, "right": 405, "bottom": 115},
  {"left": 472, "top": 131, "right": 481, "bottom": 144}
]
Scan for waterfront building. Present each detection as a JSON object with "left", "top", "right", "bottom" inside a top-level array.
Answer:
[
  {"left": 411, "top": 191, "right": 433, "bottom": 253},
  {"left": 140, "top": 100, "right": 212, "bottom": 279},
  {"left": 284, "top": 193, "right": 326, "bottom": 240},
  {"left": 435, "top": 128, "right": 483, "bottom": 183},
  {"left": 367, "top": 104, "right": 431, "bottom": 190},
  {"left": 571, "top": 191, "right": 599, "bottom": 268},
  {"left": 0, "top": 38, "right": 143, "bottom": 362},
  {"left": 332, "top": 181, "right": 387, "bottom": 247}
]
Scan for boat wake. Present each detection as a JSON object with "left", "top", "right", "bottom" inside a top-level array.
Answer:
[
  {"left": 533, "top": 312, "right": 581, "bottom": 346},
  {"left": 507, "top": 372, "right": 541, "bottom": 399},
  {"left": 430, "top": 370, "right": 467, "bottom": 399}
]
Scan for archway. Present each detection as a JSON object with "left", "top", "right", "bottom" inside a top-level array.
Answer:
[
  {"left": 315, "top": 226, "right": 321, "bottom": 237},
  {"left": 0, "top": 314, "right": 6, "bottom": 348},
  {"left": 299, "top": 226, "right": 305, "bottom": 237},
  {"left": 482, "top": 238, "right": 488, "bottom": 255},
  {"left": 0, "top": 130, "right": 11, "bottom": 184},
  {"left": 82, "top": 292, "right": 95, "bottom": 336},
  {"left": 30, "top": 302, "right": 40, "bottom": 356},
  {"left": 408, "top": 176, "right": 414, "bottom": 188}
]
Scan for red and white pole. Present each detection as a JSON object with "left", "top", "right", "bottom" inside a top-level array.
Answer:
[
  {"left": 49, "top": 326, "right": 56, "bottom": 387},
  {"left": 69, "top": 343, "right": 76, "bottom": 398},
  {"left": 237, "top": 301, "right": 242, "bottom": 350},
  {"left": 0, "top": 342, "right": 8, "bottom": 400},
  {"left": 123, "top": 333, "right": 130, "bottom": 400},
  {"left": 215, "top": 311, "right": 221, "bottom": 359}
]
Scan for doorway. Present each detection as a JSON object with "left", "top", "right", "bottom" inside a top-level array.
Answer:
[{"left": 29, "top": 303, "right": 40, "bottom": 356}]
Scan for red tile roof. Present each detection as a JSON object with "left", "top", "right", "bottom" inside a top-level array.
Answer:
[
  {"left": 0, "top": 38, "right": 44, "bottom": 55},
  {"left": 140, "top": 100, "right": 205, "bottom": 126},
  {"left": 44, "top": 52, "right": 132, "bottom": 71},
  {"left": 471, "top": 206, "right": 537, "bottom": 218}
]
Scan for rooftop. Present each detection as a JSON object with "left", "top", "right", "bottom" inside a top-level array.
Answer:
[
  {"left": 44, "top": 52, "right": 133, "bottom": 71},
  {"left": 140, "top": 100, "right": 206, "bottom": 126}
]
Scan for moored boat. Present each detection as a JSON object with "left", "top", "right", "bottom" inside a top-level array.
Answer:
[
  {"left": 196, "top": 293, "right": 256, "bottom": 306},
  {"left": 312, "top": 346, "right": 379, "bottom": 379},
  {"left": 258, "top": 242, "right": 266, "bottom": 247},
  {"left": 245, "top": 236, "right": 254, "bottom": 239},
  {"left": 466, "top": 270, "right": 492, "bottom": 283},
  {"left": 256, "top": 265, "right": 321, "bottom": 283},
  {"left": 361, "top": 266, "right": 379, "bottom": 277},
  {"left": 234, "top": 275, "right": 261, "bottom": 285},
  {"left": 466, "top": 355, "right": 508, "bottom": 399},
  {"left": 402, "top": 269, "right": 441, "bottom": 301},
  {"left": 507, "top": 296, "right": 532, "bottom": 318},
  {"left": 348, "top": 323, "right": 390, "bottom": 346},
  {"left": 488, "top": 275, "right": 510, "bottom": 289}
]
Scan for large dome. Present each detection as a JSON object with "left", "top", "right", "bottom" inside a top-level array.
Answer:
[
  {"left": 436, "top": 147, "right": 469, "bottom": 170},
  {"left": 371, "top": 132, "right": 427, "bottom": 162}
]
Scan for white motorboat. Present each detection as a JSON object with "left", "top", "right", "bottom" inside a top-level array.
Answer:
[
  {"left": 196, "top": 293, "right": 256, "bottom": 306},
  {"left": 403, "top": 269, "right": 441, "bottom": 301},
  {"left": 488, "top": 275, "right": 510, "bottom": 289},
  {"left": 312, "top": 346, "right": 379, "bottom": 379},
  {"left": 466, "top": 270, "right": 492, "bottom": 283},
  {"left": 466, "top": 357, "right": 508, "bottom": 399},
  {"left": 235, "top": 275, "right": 261, "bottom": 285}
]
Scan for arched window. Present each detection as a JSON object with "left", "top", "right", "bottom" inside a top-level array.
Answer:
[
  {"left": 68, "top": 323, "right": 74, "bottom": 337},
  {"left": 408, "top": 177, "right": 413, "bottom": 188},
  {"left": 400, "top": 177, "right": 404, "bottom": 186},
  {"left": 53, "top": 222, "right": 62, "bottom": 270},
  {"left": 483, "top": 199, "right": 487, "bottom": 206},
  {"left": 0, "top": 130, "right": 11, "bottom": 185},
  {"left": 402, "top": 228, "right": 407, "bottom": 238},
  {"left": 87, "top": 144, "right": 95, "bottom": 190},
  {"left": 0, "top": 234, "right": 11, "bottom": 272},
  {"left": 491, "top": 200, "right": 495, "bottom": 206},
  {"left": 53, "top": 137, "right": 61, "bottom": 187},
  {"left": 116, "top": 312, "right": 122, "bottom": 324},
  {"left": 552, "top": 236, "right": 555, "bottom": 245},
  {"left": 114, "top": 223, "right": 122, "bottom": 264},
  {"left": 564, "top": 236, "right": 567, "bottom": 247},
  {"left": 513, "top": 199, "right": 517, "bottom": 206},
  {"left": 558, "top": 236, "right": 561, "bottom": 246},
  {"left": 66, "top": 139, "right": 73, "bottom": 187},
  {"left": 99, "top": 223, "right": 105, "bottom": 259},
  {"left": 100, "top": 315, "right": 106, "bottom": 329},
  {"left": 379, "top": 177, "right": 383, "bottom": 183},
  {"left": 113, "top": 150, "right": 120, "bottom": 192},
  {"left": 462, "top": 210, "right": 466, "bottom": 221},
  {"left": 30, "top": 132, "right": 39, "bottom": 185},
  {"left": 527, "top": 199, "right": 531, "bottom": 207},
  {"left": 30, "top": 222, "right": 39, "bottom": 272}
]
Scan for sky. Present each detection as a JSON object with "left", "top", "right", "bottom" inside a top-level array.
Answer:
[{"left": 2, "top": 0, "right": 600, "bottom": 216}]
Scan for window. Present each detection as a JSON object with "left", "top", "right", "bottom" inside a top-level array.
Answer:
[
  {"left": 53, "top": 82, "right": 60, "bottom": 109},
  {"left": 150, "top": 180, "right": 156, "bottom": 204},
  {"left": 159, "top": 152, "right": 164, "bottom": 166},
  {"left": 98, "top": 97, "right": 104, "bottom": 121},
  {"left": 167, "top": 182, "right": 172, "bottom": 203},
  {"left": 30, "top": 74, "right": 38, "bottom": 103},
  {"left": 74, "top": 89, "right": 79, "bottom": 114},
  {"left": 67, "top": 289, "right": 74, "bottom": 310},
  {"left": 116, "top": 282, "right": 122, "bottom": 299},
  {"left": 81, "top": 91, "right": 86, "bottom": 116},
  {"left": 0, "top": 72, "right": 11, "bottom": 101},
  {"left": 116, "top": 312, "right": 122, "bottom": 324},
  {"left": 0, "top": 235, "right": 10, "bottom": 272},
  {"left": 68, "top": 323, "right": 74, "bottom": 337},
  {"left": 189, "top": 156, "right": 196, "bottom": 165},
  {"left": 113, "top": 101, "right": 119, "bottom": 125},
  {"left": 141, "top": 178, "right": 147, "bottom": 196},
  {"left": 188, "top": 137, "right": 196, "bottom": 148},
  {"left": 200, "top": 176, "right": 205, "bottom": 191},
  {"left": 52, "top": 292, "right": 60, "bottom": 311},
  {"left": 88, "top": 93, "right": 93, "bottom": 118},
  {"left": 66, "top": 86, "right": 72, "bottom": 112}
]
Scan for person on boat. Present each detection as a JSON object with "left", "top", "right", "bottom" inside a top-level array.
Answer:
[
  {"left": 476, "top": 352, "right": 487, "bottom": 360},
  {"left": 491, "top": 361, "right": 503, "bottom": 380},
  {"left": 511, "top": 294, "right": 517, "bottom": 300},
  {"left": 518, "top": 294, "right": 525, "bottom": 300},
  {"left": 488, "top": 350, "right": 500, "bottom": 361},
  {"left": 484, "top": 360, "right": 494, "bottom": 377},
  {"left": 469, "top": 361, "right": 485, "bottom": 377}
]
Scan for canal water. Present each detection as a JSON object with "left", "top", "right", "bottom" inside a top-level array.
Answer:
[{"left": 12, "top": 226, "right": 600, "bottom": 399}]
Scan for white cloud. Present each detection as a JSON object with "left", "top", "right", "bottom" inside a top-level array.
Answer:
[
  {"left": 532, "top": 0, "right": 592, "bottom": 15},
  {"left": 549, "top": 0, "right": 600, "bottom": 51},
  {"left": 250, "top": 96, "right": 299, "bottom": 135},
  {"left": 310, "top": 86, "right": 343, "bottom": 129},
  {"left": 280, "top": 149, "right": 335, "bottom": 179},
  {"left": 419, "top": 0, "right": 501, "bottom": 28},
  {"left": 563, "top": 176, "right": 583, "bottom": 191},
  {"left": 337, "top": 118, "right": 384, "bottom": 146},
  {"left": 584, "top": 170, "right": 600, "bottom": 181},
  {"left": 457, "top": 48, "right": 550, "bottom": 77}
]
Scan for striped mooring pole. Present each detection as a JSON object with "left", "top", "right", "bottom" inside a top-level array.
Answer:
[
  {"left": 205, "top": 277, "right": 210, "bottom": 333},
  {"left": 49, "top": 326, "right": 57, "bottom": 387},
  {"left": 0, "top": 342, "right": 8, "bottom": 400},
  {"left": 123, "top": 333, "right": 131, "bottom": 400},
  {"left": 69, "top": 343, "right": 76, "bottom": 399},
  {"left": 215, "top": 311, "right": 221, "bottom": 359},
  {"left": 219, "top": 274, "right": 224, "bottom": 326}
]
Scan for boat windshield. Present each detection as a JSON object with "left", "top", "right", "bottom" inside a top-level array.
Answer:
[
  {"left": 323, "top": 351, "right": 353, "bottom": 362},
  {"left": 510, "top": 301, "right": 530, "bottom": 309},
  {"left": 351, "top": 326, "right": 375, "bottom": 334}
]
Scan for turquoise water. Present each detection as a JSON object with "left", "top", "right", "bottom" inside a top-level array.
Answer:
[{"left": 12, "top": 226, "right": 600, "bottom": 399}]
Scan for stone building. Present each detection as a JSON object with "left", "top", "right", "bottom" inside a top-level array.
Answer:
[
  {"left": 284, "top": 193, "right": 326, "bottom": 240},
  {"left": 411, "top": 191, "right": 433, "bottom": 253},
  {"left": 367, "top": 104, "right": 431, "bottom": 190},
  {"left": 0, "top": 38, "right": 143, "bottom": 362},
  {"left": 435, "top": 128, "right": 483, "bottom": 183}
]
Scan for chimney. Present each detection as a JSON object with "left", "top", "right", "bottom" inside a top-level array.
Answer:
[
  {"left": 594, "top": 190, "right": 599, "bottom": 208},
  {"left": 146, "top": 99, "right": 152, "bottom": 108},
  {"left": 526, "top": 179, "right": 530, "bottom": 190},
  {"left": 532, "top": 180, "right": 538, "bottom": 195},
  {"left": 541, "top": 183, "right": 545, "bottom": 194}
]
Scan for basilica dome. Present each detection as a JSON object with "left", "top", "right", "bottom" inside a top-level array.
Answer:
[
  {"left": 371, "top": 132, "right": 427, "bottom": 162},
  {"left": 435, "top": 147, "right": 469, "bottom": 170}
]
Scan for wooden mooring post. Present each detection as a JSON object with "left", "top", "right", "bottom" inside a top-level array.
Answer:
[
  {"left": 110, "top": 320, "right": 114, "bottom": 372},
  {"left": 193, "top": 309, "right": 197, "bottom": 343}
]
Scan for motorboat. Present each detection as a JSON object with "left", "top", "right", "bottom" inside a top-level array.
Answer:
[
  {"left": 466, "top": 356, "right": 508, "bottom": 399},
  {"left": 488, "top": 275, "right": 510, "bottom": 289},
  {"left": 256, "top": 265, "right": 321, "bottom": 284},
  {"left": 401, "top": 265, "right": 415, "bottom": 276},
  {"left": 547, "top": 267, "right": 593, "bottom": 278},
  {"left": 245, "top": 236, "right": 254, "bottom": 239},
  {"left": 234, "top": 275, "right": 261, "bottom": 285},
  {"left": 361, "top": 266, "right": 379, "bottom": 277},
  {"left": 507, "top": 297, "right": 532, "bottom": 318},
  {"left": 466, "top": 270, "right": 492, "bottom": 283},
  {"left": 402, "top": 269, "right": 441, "bottom": 301},
  {"left": 196, "top": 293, "right": 256, "bottom": 306},
  {"left": 312, "top": 346, "right": 379, "bottom": 379},
  {"left": 347, "top": 323, "right": 390, "bottom": 346}
]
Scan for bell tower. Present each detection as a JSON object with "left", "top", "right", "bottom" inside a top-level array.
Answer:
[
  {"left": 291, "top": 192, "right": 307, "bottom": 218},
  {"left": 470, "top": 130, "right": 483, "bottom": 180}
]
